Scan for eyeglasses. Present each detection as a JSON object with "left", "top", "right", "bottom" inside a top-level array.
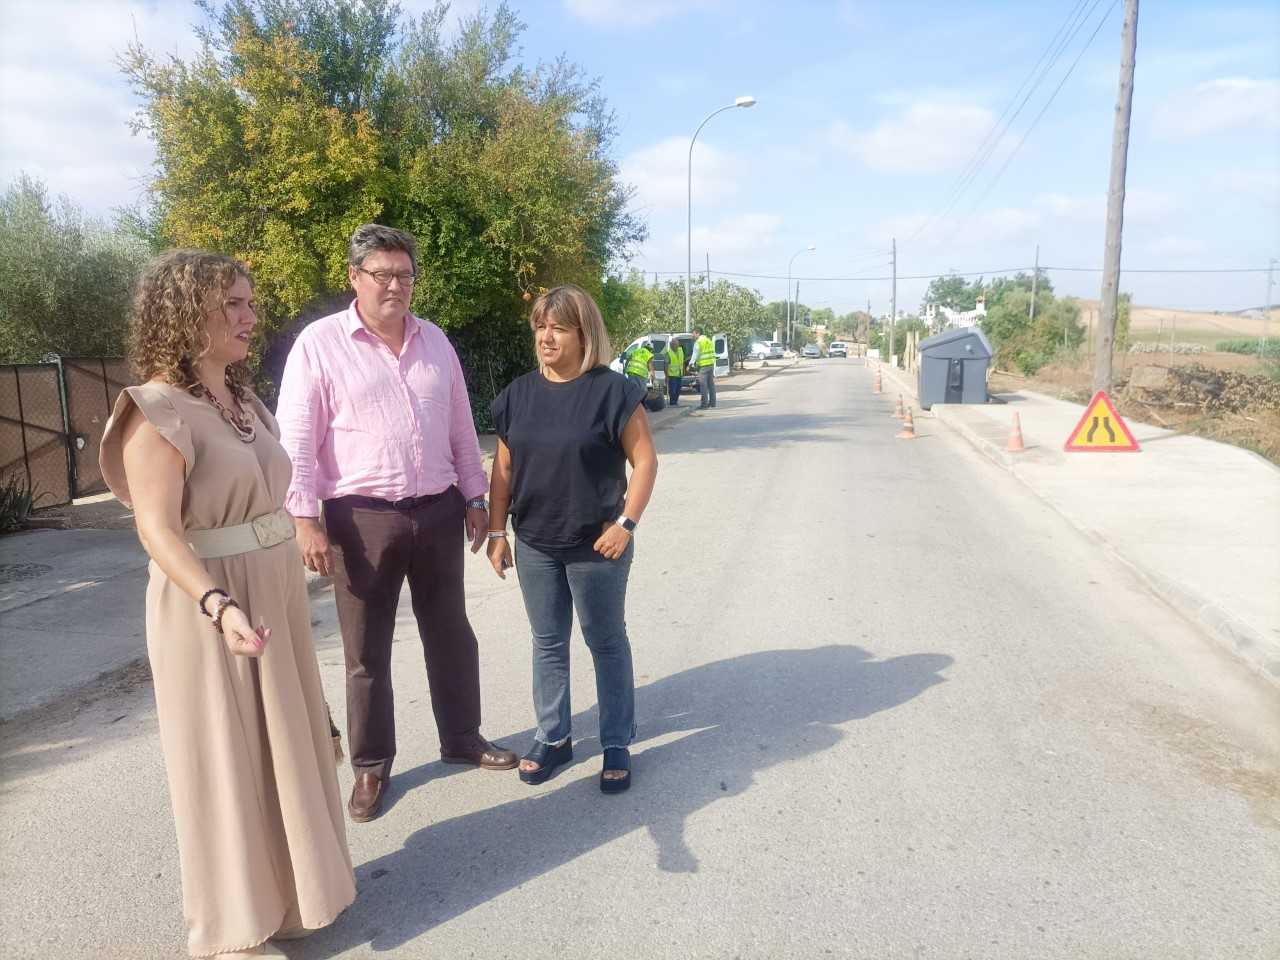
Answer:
[{"left": 356, "top": 266, "right": 417, "bottom": 287}]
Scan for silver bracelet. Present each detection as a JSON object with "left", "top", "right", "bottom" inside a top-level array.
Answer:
[{"left": 486, "top": 531, "right": 508, "bottom": 540}]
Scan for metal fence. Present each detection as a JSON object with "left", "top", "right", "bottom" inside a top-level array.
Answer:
[{"left": 0, "top": 358, "right": 134, "bottom": 507}]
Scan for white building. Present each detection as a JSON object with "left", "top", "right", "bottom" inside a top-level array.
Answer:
[{"left": 925, "top": 296, "right": 986, "bottom": 331}]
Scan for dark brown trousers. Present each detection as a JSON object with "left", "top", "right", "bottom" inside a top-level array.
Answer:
[{"left": 323, "top": 487, "right": 481, "bottom": 780}]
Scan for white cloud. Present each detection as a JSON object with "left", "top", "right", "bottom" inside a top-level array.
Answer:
[
  {"left": 620, "top": 137, "right": 745, "bottom": 213},
  {"left": 1141, "top": 235, "right": 1209, "bottom": 260},
  {"left": 563, "top": 0, "right": 715, "bottom": 28},
  {"left": 687, "top": 213, "right": 782, "bottom": 258},
  {"left": 829, "top": 101, "right": 1001, "bottom": 174},
  {"left": 0, "top": 0, "right": 205, "bottom": 212},
  {"left": 1210, "top": 168, "right": 1280, "bottom": 206},
  {"left": 1152, "top": 77, "right": 1280, "bottom": 140},
  {"left": 628, "top": 211, "right": 782, "bottom": 269},
  {"left": 1035, "top": 191, "right": 1177, "bottom": 228}
]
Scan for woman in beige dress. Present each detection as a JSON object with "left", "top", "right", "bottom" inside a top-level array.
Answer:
[{"left": 99, "top": 250, "right": 355, "bottom": 958}]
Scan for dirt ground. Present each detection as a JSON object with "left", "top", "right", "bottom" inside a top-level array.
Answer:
[
  {"left": 24, "top": 492, "right": 137, "bottom": 531},
  {"left": 991, "top": 350, "right": 1280, "bottom": 465}
]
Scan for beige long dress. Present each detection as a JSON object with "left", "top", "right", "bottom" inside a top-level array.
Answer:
[{"left": 100, "top": 382, "right": 355, "bottom": 958}]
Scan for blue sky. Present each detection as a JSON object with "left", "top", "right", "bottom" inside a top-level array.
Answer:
[{"left": 2, "top": 0, "right": 1277, "bottom": 315}]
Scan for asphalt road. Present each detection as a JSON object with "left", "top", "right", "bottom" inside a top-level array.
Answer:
[{"left": 2, "top": 360, "right": 1277, "bottom": 959}]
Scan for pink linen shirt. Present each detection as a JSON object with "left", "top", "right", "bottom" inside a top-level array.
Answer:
[{"left": 275, "top": 302, "right": 488, "bottom": 518}]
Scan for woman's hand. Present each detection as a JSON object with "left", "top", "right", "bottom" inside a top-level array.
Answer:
[
  {"left": 593, "top": 522, "right": 631, "bottom": 560},
  {"left": 487, "top": 536, "right": 513, "bottom": 579},
  {"left": 219, "top": 605, "right": 270, "bottom": 658}
]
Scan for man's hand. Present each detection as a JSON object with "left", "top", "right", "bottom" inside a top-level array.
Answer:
[
  {"left": 465, "top": 506, "right": 489, "bottom": 554},
  {"left": 295, "top": 516, "right": 334, "bottom": 576}
]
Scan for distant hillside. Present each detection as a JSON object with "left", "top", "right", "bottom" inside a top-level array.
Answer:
[{"left": 1072, "top": 300, "right": 1278, "bottom": 338}]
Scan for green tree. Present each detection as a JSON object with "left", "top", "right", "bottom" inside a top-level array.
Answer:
[
  {"left": 981, "top": 285, "right": 1083, "bottom": 375},
  {"left": 924, "top": 272, "right": 982, "bottom": 311},
  {"left": 0, "top": 175, "right": 150, "bottom": 363},
  {"left": 809, "top": 306, "right": 835, "bottom": 329},
  {"left": 123, "top": 0, "right": 644, "bottom": 419}
]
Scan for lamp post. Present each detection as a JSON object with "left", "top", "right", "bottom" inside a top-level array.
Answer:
[
  {"left": 786, "top": 245, "right": 816, "bottom": 347},
  {"left": 686, "top": 96, "right": 757, "bottom": 333}
]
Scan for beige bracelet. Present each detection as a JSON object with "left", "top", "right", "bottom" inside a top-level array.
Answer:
[{"left": 486, "top": 531, "right": 508, "bottom": 540}]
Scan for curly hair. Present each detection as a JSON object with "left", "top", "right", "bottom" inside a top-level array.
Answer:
[{"left": 128, "top": 249, "right": 255, "bottom": 400}]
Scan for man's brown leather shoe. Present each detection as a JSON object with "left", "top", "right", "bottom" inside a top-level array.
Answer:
[
  {"left": 348, "top": 772, "right": 385, "bottom": 822},
  {"left": 440, "top": 730, "right": 518, "bottom": 770}
]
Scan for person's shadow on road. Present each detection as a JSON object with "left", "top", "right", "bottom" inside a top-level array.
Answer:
[{"left": 295, "top": 644, "right": 953, "bottom": 957}]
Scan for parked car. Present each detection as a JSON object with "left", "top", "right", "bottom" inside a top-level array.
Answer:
[
  {"left": 801, "top": 343, "right": 822, "bottom": 358},
  {"left": 828, "top": 341, "right": 849, "bottom": 358},
  {"left": 749, "top": 340, "right": 784, "bottom": 361}
]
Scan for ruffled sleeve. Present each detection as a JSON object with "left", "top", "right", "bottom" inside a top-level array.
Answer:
[{"left": 99, "top": 385, "right": 195, "bottom": 508}]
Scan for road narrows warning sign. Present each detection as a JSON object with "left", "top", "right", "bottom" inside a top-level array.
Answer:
[{"left": 1064, "top": 390, "right": 1140, "bottom": 452}]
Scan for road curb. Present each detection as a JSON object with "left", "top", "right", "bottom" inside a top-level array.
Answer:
[{"left": 926, "top": 388, "right": 1280, "bottom": 685}]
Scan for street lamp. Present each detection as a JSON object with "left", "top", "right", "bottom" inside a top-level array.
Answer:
[
  {"left": 686, "top": 95, "right": 757, "bottom": 334},
  {"left": 786, "top": 245, "right": 816, "bottom": 347}
]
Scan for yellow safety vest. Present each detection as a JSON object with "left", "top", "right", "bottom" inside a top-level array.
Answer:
[
  {"left": 694, "top": 335, "right": 715, "bottom": 368},
  {"left": 667, "top": 344, "right": 684, "bottom": 377},
  {"left": 625, "top": 346, "right": 653, "bottom": 379}
]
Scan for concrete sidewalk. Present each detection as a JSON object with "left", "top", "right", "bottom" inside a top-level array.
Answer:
[
  {"left": 877, "top": 361, "right": 1280, "bottom": 682},
  {"left": 0, "top": 361, "right": 795, "bottom": 722}
]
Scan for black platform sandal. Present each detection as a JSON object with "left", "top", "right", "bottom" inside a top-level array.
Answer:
[
  {"left": 600, "top": 747, "right": 631, "bottom": 794},
  {"left": 518, "top": 738, "right": 573, "bottom": 785}
]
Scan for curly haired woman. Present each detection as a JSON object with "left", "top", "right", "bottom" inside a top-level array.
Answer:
[{"left": 99, "top": 250, "right": 355, "bottom": 958}]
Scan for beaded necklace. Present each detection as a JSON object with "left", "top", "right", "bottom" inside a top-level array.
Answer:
[{"left": 198, "top": 383, "right": 256, "bottom": 443}]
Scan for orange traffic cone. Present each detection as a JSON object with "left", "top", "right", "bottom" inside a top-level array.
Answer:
[
  {"left": 1006, "top": 412, "right": 1026, "bottom": 453},
  {"left": 895, "top": 407, "right": 917, "bottom": 440},
  {"left": 874, "top": 367, "right": 883, "bottom": 394},
  {"left": 892, "top": 394, "right": 905, "bottom": 419}
]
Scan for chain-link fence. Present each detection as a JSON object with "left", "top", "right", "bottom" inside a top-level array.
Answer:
[{"left": 0, "top": 358, "right": 134, "bottom": 507}]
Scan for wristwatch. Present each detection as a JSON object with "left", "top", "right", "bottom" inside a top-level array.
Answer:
[
  {"left": 466, "top": 497, "right": 488, "bottom": 511},
  {"left": 615, "top": 515, "right": 638, "bottom": 533}
]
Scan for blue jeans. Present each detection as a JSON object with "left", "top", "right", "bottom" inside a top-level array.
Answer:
[
  {"left": 668, "top": 375, "right": 683, "bottom": 405},
  {"left": 515, "top": 537, "right": 636, "bottom": 750}
]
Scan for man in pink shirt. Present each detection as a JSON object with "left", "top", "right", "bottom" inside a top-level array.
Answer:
[{"left": 277, "top": 223, "right": 516, "bottom": 823}]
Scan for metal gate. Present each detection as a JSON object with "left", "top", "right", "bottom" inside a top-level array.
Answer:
[{"left": 0, "top": 358, "right": 134, "bottom": 507}]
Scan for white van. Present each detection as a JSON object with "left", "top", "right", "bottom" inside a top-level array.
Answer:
[{"left": 611, "top": 331, "right": 729, "bottom": 393}]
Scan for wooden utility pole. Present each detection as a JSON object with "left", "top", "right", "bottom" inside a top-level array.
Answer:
[
  {"left": 1264, "top": 258, "right": 1276, "bottom": 356},
  {"left": 1093, "top": 0, "right": 1140, "bottom": 394},
  {"left": 1030, "top": 244, "right": 1039, "bottom": 322},
  {"left": 889, "top": 238, "right": 897, "bottom": 365},
  {"left": 705, "top": 252, "right": 711, "bottom": 293}
]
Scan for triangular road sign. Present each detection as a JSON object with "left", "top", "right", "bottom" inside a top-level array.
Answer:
[{"left": 1064, "top": 390, "right": 1140, "bottom": 452}]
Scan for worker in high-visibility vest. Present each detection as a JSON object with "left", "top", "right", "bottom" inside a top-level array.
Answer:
[
  {"left": 623, "top": 340, "right": 653, "bottom": 388},
  {"left": 666, "top": 339, "right": 685, "bottom": 407},
  {"left": 688, "top": 327, "right": 717, "bottom": 409}
]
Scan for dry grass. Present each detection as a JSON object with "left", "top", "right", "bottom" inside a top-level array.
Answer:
[
  {"left": 991, "top": 351, "right": 1280, "bottom": 464},
  {"left": 1075, "top": 299, "right": 1279, "bottom": 339}
]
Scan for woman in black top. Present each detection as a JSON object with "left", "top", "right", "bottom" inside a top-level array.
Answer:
[{"left": 487, "top": 285, "right": 658, "bottom": 792}]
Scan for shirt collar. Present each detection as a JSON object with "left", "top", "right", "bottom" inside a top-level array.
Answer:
[{"left": 345, "top": 300, "right": 421, "bottom": 344}]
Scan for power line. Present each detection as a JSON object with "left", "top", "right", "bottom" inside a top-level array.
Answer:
[
  {"left": 962, "top": 0, "right": 1120, "bottom": 220},
  {"left": 1045, "top": 265, "right": 1271, "bottom": 274},
  {"left": 707, "top": 267, "right": 1031, "bottom": 282},
  {"left": 906, "top": 0, "right": 1100, "bottom": 242},
  {"left": 636, "top": 264, "right": 1273, "bottom": 282}
]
